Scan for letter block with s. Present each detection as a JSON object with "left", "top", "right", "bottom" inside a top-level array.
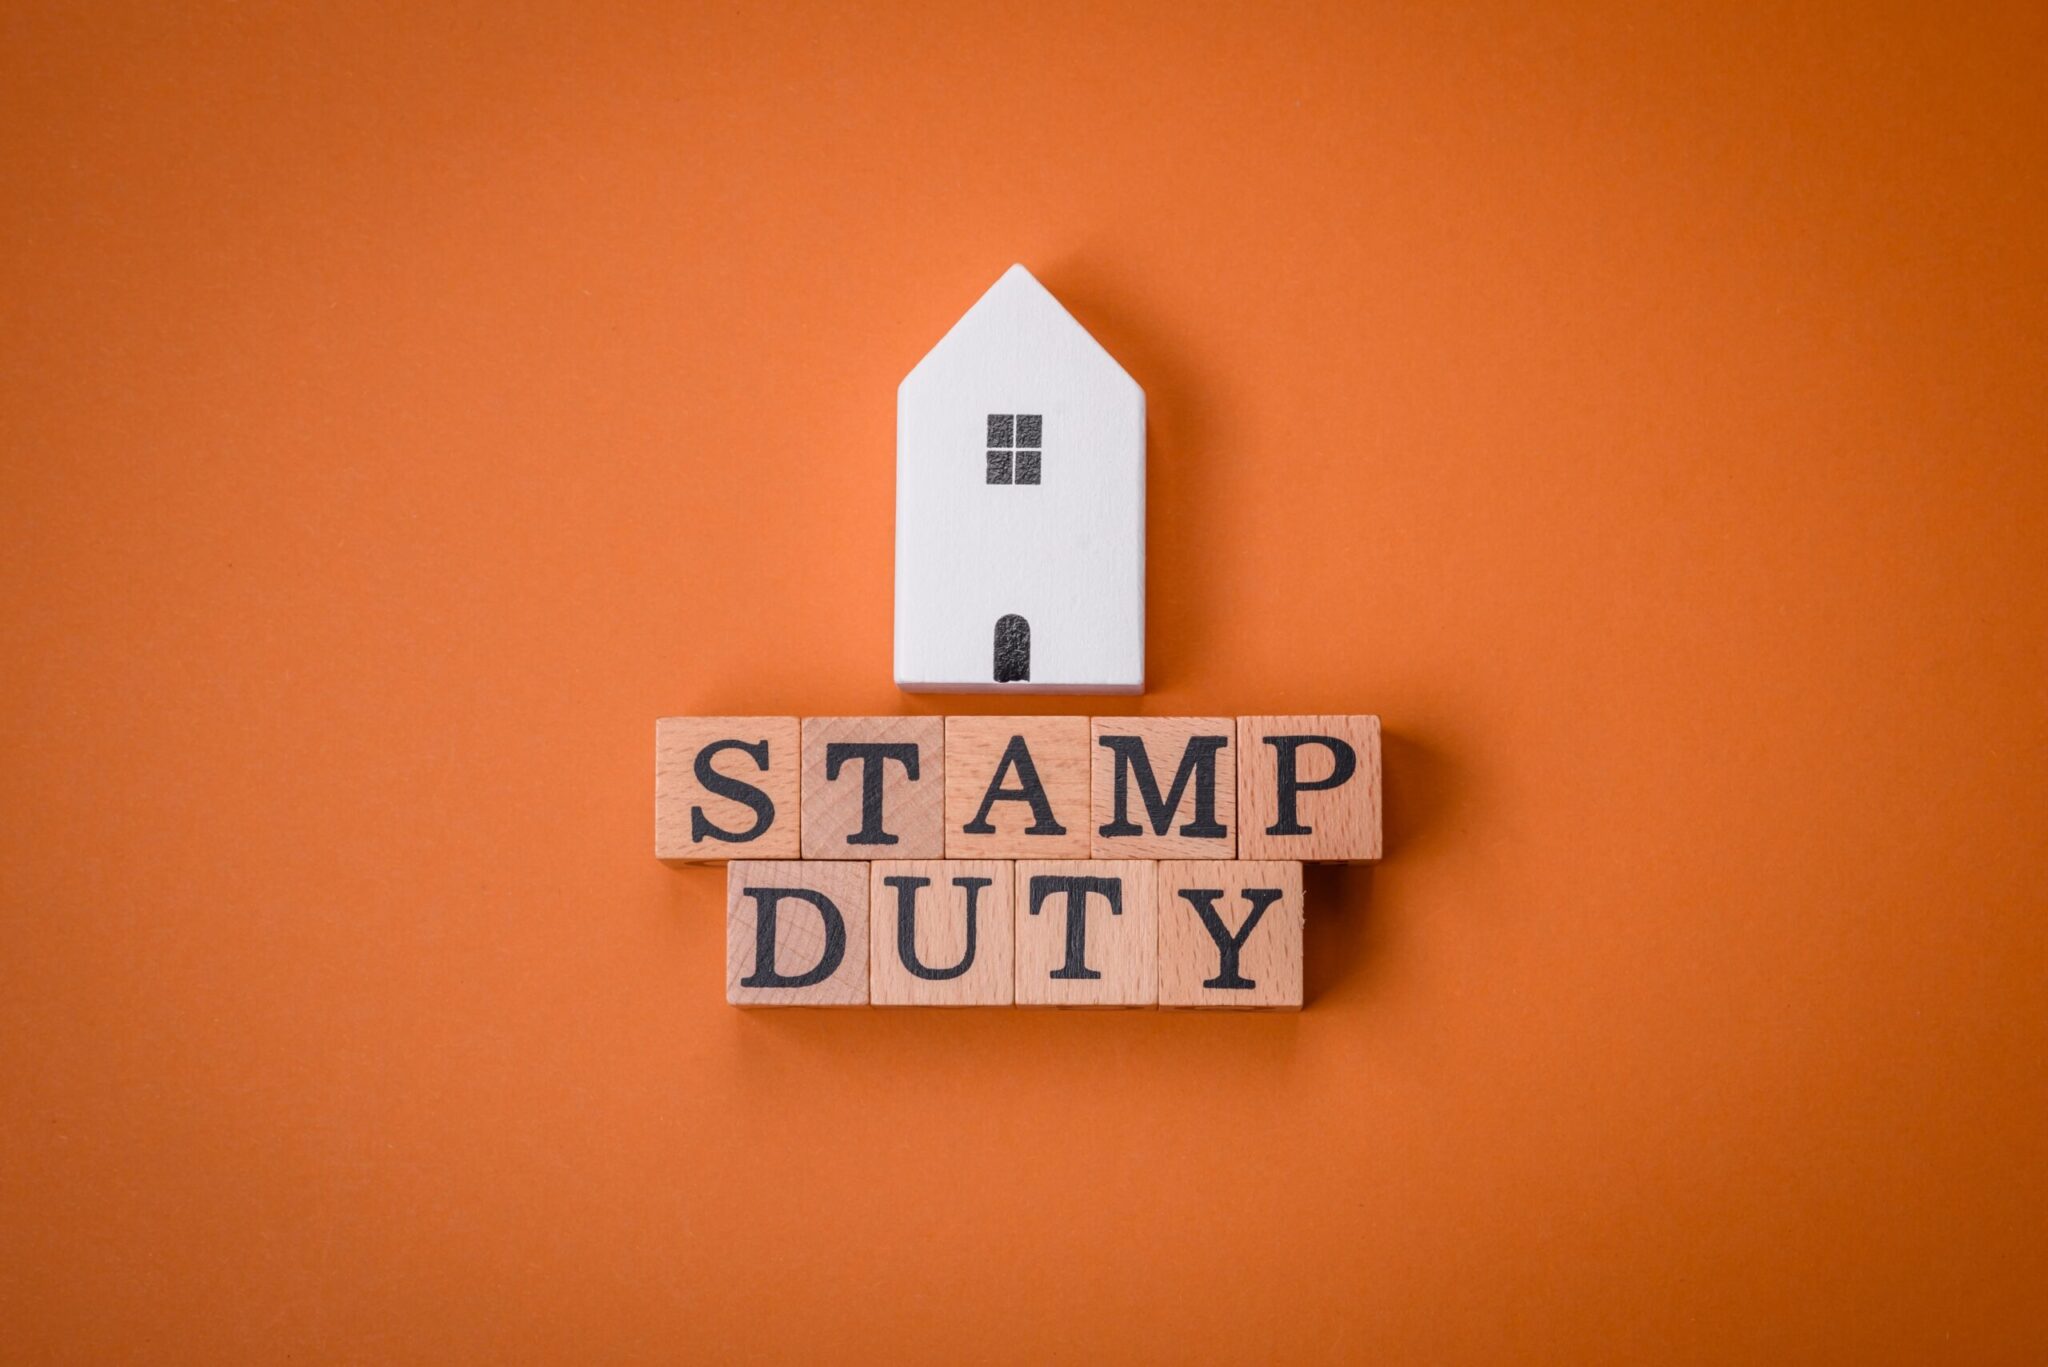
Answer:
[{"left": 656, "top": 717, "right": 802, "bottom": 863}]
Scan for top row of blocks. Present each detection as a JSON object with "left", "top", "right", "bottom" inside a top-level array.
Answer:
[{"left": 657, "top": 714, "right": 1380, "bottom": 865}]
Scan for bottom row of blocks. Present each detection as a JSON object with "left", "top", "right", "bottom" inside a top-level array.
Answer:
[{"left": 728, "top": 859, "right": 1304, "bottom": 1010}]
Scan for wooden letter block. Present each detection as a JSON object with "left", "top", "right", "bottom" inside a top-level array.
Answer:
[
  {"left": 801, "top": 716, "right": 945, "bottom": 859},
  {"left": 868, "top": 860, "right": 1015, "bottom": 1006},
  {"left": 656, "top": 717, "right": 800, "bottom": 864},
  {"left": 1014, "top": 859, "right": 1157, "bottom": 1007},
  {"left": 944, "top": 715, "right": 1091, "bottom": 858},
  {"left": 1157, "top": 861, "right": 1304, "bottom": 1010},
  {"left": 726, "top": 861, "right": 869, "bottom": 1007},
  {"left": 1089, "top": 716, "right": 1237, "bottom": 859},
  {"left": 1236, "top": 715, "right": 1382, "bottom": 862}
]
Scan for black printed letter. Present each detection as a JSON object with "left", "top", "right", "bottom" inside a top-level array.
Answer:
[
  {"left": 883, "top": 875, "right": 987, "bottom": 981},
  {"left": 1027, "top": 874, "right": 1123, "bottom": 980},
  {"left": 737, "top": 886, "right": 846, "bottom": 988},
  {"left": 1096, "top": 734, "right": 1229, "bottom": 838},
  {"left": 1177, "top": 887, "right": 1284, "bottom": 989},
  {"left": 824, "top": 741, "right": 920, "bottom": 846},
  {"left": 690, "top": 738, "right": 776, "bottom": 843},
  {"left": 1263, "top": 735, "right": 1357, "bottom": 836},
  {"left": 962, "top": 735, "right": 1068, "bottom": 836}
]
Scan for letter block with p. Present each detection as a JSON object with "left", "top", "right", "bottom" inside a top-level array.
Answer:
[
  {"left": 726, "top": 861, "right": 869, "bottom": 1006},
  {"left": 1236, "top": 715, "right": 1382, "bottom": 862},
  {"left": 657, "top": 717, "right": 801, "bottom": 863}
]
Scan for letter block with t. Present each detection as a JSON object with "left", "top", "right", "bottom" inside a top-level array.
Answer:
[
  {"left": 1157, "top": 860, "right": 1305, "bottom": 1009},
  {"left": 1090, "top": 717, "right": 1236, "bottom": 859},
  {"left": 1236, "top": 715, "right": 1382, "bottom": 862},
  {"left": 1014, "top": 860, "right": 1157, "bottom": 1007},
  {"left": 944, "top": 716, "right": 1090, "bottom": 858},
  {"left": 726, "top": 861, "right": 870, "bottom": 1006},
  {"left": 657, "top": 717, "right": 801, "bottom": 863},
  {"left": 801, "top": 716, "right": 945, "bottom": 859},
  {"left": 869, "top": 860, "right": 1014, "bottom": 1006}
]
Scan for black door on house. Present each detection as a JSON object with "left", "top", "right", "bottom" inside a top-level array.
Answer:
[{"left": 993, "top": 614, "right": 1030, "bottom": 683}]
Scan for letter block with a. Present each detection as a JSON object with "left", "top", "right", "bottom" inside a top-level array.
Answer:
[
  {"left": 726, "top": 861, "right": 870, "bottom": 1006},
  {"left": 1090, "top": 716, "right": 1236, "bottom": 859},
  {"left": 1236, "top": 715, "right": 1382, "bottom": 862},
  {"left": 657, "top": 717, "right": 801, "bottom": 864},
  {"left": 1014, "top": 859, "right": 1157, "bottom": 1007},
  {"left": 1156, "top": 860, "right": 1304, "bottom": 1010},
  {"left": 945, "top": 715, "right": 1090, "bottom": 858},
  {"left": 868, "top": 860, "right": 1014, "bottom": 1006},
  {"left": 801, "top": 716, "right": 945, "bottom": 859}
]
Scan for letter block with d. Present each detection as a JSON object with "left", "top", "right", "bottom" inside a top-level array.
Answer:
[
  {"left": 1157, "top": 861, "right": 1304, "bottom": 1009},
  {"left": 657, "top": 717, "right": 801, "bottom": 863},
  {"left": 869, "top": 860, "right": 1014, "bottom": 1006},
  {"left": 1236, "top": 715, "right": 1382, "bottom": 862},
  {"left": 726, "top": 861, "right": 869, "bottom": 1006}
]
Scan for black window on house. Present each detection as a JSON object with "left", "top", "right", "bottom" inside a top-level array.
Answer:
[{"left": 985, "top": 414, "right": 1042, "bottom": 485}]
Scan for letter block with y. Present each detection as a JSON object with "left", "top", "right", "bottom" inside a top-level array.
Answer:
[
  {"left": 1157, "top": 861, "right": 1304, "bottom": 1009},
  {"left": 869, "top": 860, "right": 1014, "bottom": 1006},
  {"left": 801, "top": 716, "right": 945, "bottom": 859},
  {"left": 657, "top": 717, "right": 801, "bottom": 863},
  {"left": 1236, "top": 715, "right": 1382, "bottom": 862},
  {"left": 726, "top": 861, "right": 869, "bottom": 1006},
  {"left": 944, "top": 716, "right": 1090, "bottom": 858},
  {"left": 1090, "top": 717, "right": 1236, "bottom": 859},
  {"left": 1014, "top": 860, "right": 1157, "bottom": 1007}
]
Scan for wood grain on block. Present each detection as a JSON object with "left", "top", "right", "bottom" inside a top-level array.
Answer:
[
  {"left": 726, "top": 861, "right": 869, "bottom": 1007},
  {"left": 1089, "top": 716, "right": 1237, "bottom": 859},
  {"left": 1014, "top": 859, "right": 1157, "bottom": 1007},
  {"left": 944, "top": 715, "right": 1091, "bottom": 858},
  {"left": 1236, "top": 715, "right": 1382, "bottom": 862},
  {"left": 1157, "top": 860, "right": 1304, "bottom": 1010},
  {"left": 894, "top": 265, "right": 1145, "bottom": 694},
  {"left": 656, "top": 717, "right": 801, "bottom": 864},
  {"left": 869, "top": 860, "right": 1015, "bottom": 1006},
  {"left": 801, "top": 716, "right": 945, "bottom": 860}
]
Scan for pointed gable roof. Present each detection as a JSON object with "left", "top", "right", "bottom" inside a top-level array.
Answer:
[{"left": 901, "top": 264, "right": 1139, "bottom": 396}]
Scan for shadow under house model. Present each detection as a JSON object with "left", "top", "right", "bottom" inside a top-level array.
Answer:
[{"left": 895, "top": 264, "right": 1146, "bottom": 694}]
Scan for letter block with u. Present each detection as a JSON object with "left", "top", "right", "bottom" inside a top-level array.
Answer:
[{"left": 868, "top": 861, "right": 1015, "bottom": 1006}]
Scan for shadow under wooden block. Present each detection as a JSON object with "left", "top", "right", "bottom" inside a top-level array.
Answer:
[
  {"left": 801, "top": 716, "right": 945, "bottom": 859},
  {"left": 656, "top": 717, "right": 801, "bottom": 864},
  {"left": 1089, "top": 716, "right": 1237, "bottom": 859},
  {"left": 869, "top": 860, "right": 1015, "bottom": 1006},
  {"left": 1157, "top": 860, "right": 1304, "bottom": 1010},
  {"left": 1236, "top": 715, "right": 1382, "bottom": 862},
  {"left": 726, "top": 861, "right": 869, "bottom": 1007},
  {"left": 944, "top": 715, "right": 1091, "bottom": 859},
  {"left": 1014, "top": 859, "right": 1157, "bottom": 1007}
]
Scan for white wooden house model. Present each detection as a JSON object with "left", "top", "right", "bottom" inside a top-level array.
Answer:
[{"left": 894, "top": 265, "right": 1145, "bottom": 693}]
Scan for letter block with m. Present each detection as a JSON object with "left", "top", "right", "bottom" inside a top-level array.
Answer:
[{"left": 1090, "top": 717, "right": 1236, "bottom": 859}]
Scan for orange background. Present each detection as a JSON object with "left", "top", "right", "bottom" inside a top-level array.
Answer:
[{"left": 4, "top": 3, "right": 2045, "bottom": 1362}]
